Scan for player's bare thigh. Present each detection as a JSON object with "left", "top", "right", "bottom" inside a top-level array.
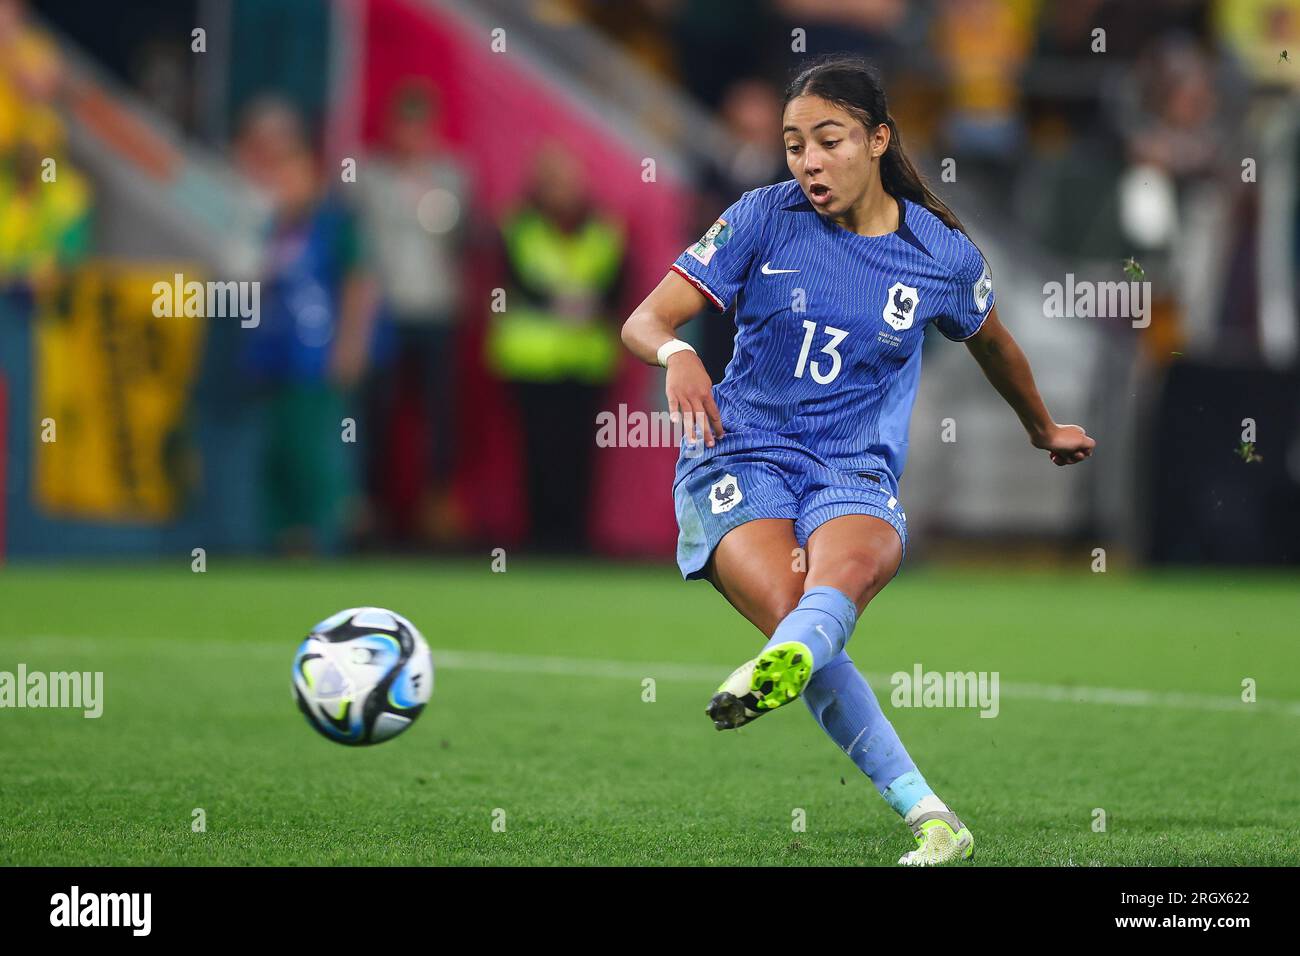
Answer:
[
  {"left": 705, "top": 518, "right": 804, "bottom": 639},
  {"left": 805, "top": 514, "right": 902, "bottom": 614}
]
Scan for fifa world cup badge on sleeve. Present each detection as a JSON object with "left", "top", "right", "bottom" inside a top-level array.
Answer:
[
  {"left": 688, "top": 217, "right": 732, "bottom": 266},
  {"left": 973, "top": 259, "right": 993, "bottom": 314}
]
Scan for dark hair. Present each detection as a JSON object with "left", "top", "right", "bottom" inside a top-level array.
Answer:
[{"left": 784, "top": 56, "right": 965, "bottom": 233}]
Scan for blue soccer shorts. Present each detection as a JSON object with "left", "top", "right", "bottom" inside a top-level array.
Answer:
[{"left": 672, "top": 445, "right": 908, "bottom": 581}]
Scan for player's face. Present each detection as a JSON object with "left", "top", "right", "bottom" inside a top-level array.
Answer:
[{"left": 782, "top": 95, "right": 886, "bottom": 219}]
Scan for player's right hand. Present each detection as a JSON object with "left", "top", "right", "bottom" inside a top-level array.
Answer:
[{"left": 665, "top": 350, "right": 724, "bottom": 448}]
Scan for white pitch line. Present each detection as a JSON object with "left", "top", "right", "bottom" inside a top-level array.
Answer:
[
  {"left": 430, "top": 648, "right": 721, "bottom": 683},
  {"left": 985, "top": 679, "right": 1300, "bottom": 716},
  {"left": 429, "top": 649, "right": 1300, "bottom": 718},
  {"left": 4, "top": 637, "right": 1297, "bottom": 717}
]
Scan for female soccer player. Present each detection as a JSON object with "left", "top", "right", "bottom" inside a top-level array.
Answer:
[{"left": 621, "top": 57, "right": 1095, "bottom": 865}]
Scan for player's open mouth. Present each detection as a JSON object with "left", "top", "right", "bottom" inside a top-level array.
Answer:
[{"left": 809, "top": 183, "right": 831, "bottom": 204}]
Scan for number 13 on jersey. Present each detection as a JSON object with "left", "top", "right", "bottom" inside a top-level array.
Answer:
[{"left": 794, "top": 321, "right": 849, "bottom": 384}]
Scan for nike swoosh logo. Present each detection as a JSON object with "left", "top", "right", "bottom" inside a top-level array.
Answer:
[{"left": 761, "top": 261, "right": 800, "bottom": 275}]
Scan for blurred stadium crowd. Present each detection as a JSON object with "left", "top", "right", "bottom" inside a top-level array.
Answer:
[{"left": 1, "top": 0, "right": 1298, "bottom": 564}]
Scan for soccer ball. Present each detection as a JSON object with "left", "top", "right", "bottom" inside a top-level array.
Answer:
[{"left": 292, "top": 607, "right": 434, "bottom": 745}]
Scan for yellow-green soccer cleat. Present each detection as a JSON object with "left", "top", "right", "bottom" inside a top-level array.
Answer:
[
  {"left": 897, "top": 809, "right": 975, "bottom": 866},
  {"left": 705, "top": 641, "right": 813, "bottom": 730}
]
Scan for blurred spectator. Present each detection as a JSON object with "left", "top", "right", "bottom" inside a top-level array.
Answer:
[
  {"left": 570, "top": 0, "right": 681, "bottom": 81},
  {"left": 693, "top": 77, "right": 788, "bottom": 381},
  {"left": 487, "top": 144, "right": 626, "bottom": 552},
  {"left": 665, "top": 0, "right": 780, "bottom": 108},
  {"left": 1113, "top": 34, "right": 1239, "bottom": 358},
  {"left": 772, "top": 0, "right": 909, "bottom": 74},
  {"left": 1214, "top": 0, "right": 1300, "bottom": 89},
  {"left": 0, "top": 0, "right": 90, "bottom": 290},
  {"left": 704, "top": 77, "right": 790, "bottom": 199},
  {"left": 0, "top": 0, "right": 61, "bottom": 144},
  {"left": 132, "top": 35, "right": 194, "bottom": 132},
  {"left": 356, "top": 80, "right": 469, "bottom": 547},
  {"left": 234, "top": 96, "right": 379, "bottom": 555},
  {"left": 1118, "top": 34, "right": 1226, "bottom": 192},
  {"left": 933, "top": 0, "right": 1034, "bottom": 170},
  {"left": 0, "top": 121, "right": 91, "bottom": 290}
]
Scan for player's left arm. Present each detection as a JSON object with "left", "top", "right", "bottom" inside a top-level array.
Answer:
[{"left": 963, "top": 307, "right": 1096, "bottom": 466}]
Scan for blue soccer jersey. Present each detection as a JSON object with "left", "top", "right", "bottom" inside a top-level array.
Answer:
[{"left": 671, "top": 179, "right": 994, "bottom": 495}]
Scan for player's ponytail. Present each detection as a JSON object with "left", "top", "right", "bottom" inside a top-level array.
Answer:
[{"left": 785, "top": 56, "right": 966, "bottom": 235}]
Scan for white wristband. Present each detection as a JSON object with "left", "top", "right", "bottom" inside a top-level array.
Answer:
[{"left": 657, "top": 338, "right": 696, "bottom": 367}]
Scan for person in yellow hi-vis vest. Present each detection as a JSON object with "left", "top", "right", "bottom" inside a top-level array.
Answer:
[{"left": 488, "top": 144, "right": 626, "bottom": 551}]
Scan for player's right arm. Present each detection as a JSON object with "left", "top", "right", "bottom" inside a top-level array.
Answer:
[
  {"left": 621, "top": 270, "right": 724, "bottom": 447},
  {"left": 624, "top": 188, "right": 770, "bottom": 447}
]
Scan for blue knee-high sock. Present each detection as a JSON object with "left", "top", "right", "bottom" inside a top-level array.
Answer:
[
  {"left": 803, "top": 650, "right": 935, "bottom": 817},
  {"left": 762, "top": 586, "right": 857, "bottom": 673}
]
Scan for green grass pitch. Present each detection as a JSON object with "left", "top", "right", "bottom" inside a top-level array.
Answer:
[{"left": 1, "top": 560, "right": 1297, "bottom": 866}]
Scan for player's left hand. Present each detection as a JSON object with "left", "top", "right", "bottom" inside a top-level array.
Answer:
[{"left": 1033, "top": 424, "right": 1095, "bottom": 466}]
